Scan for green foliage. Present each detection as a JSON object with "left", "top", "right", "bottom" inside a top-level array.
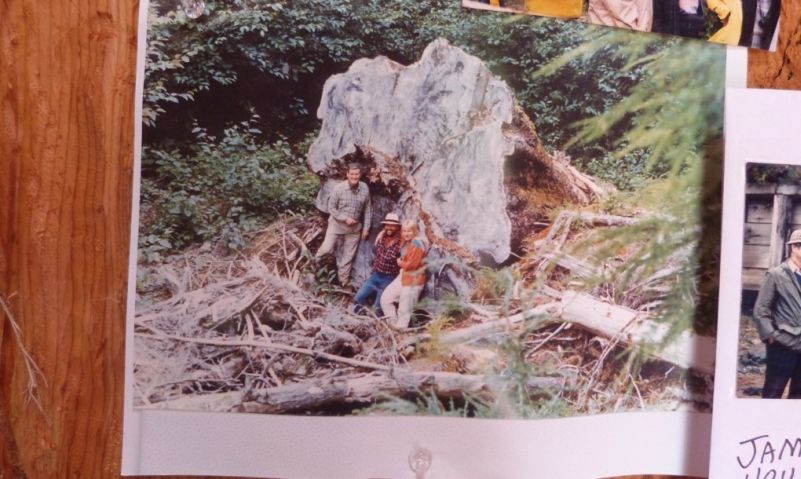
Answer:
[
  {"left": 138, "top": 115, "right": 319, "bottom": 258},
  {"left": 747, "top": 163, "right": 801, "bottom": 185},
  {"left": 581, "top": 149, "right": 650, "bottom": 191},
  {"left": 471, "top": 267, "right": 516, "bottom": 305},
  {"left": 418, "top": 315, "right": 455, "bottom": 361},
  {"left": 537, "top": 28, "right": 724, "bottom": 336},
  {"left": 144, "top": 0, "right": 662, "bottom": 160},
  {"left": 535, "top": 27, "right": 725, "bottom": 183}
]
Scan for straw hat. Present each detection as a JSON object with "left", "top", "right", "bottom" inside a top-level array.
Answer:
[{"left": 380, "top": 213, "right": 401, "bottom": 226}]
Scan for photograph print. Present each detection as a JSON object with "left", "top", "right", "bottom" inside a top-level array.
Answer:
[
  {"left": 463, "top": 0, "right": 781, "bottom": 50},
  {"left": 738, "top": 162, "right": 801, "bottom": 399},
  {"left": 132, "top": 0, "right": 724, "bottom": 418}
]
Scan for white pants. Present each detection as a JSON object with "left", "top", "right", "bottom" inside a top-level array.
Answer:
[
  {"left": 380, "top": 276, "right": 423, "bottom": 329},
  {"left": 315, "top": 224, "right": 361, "bottom": 285}
]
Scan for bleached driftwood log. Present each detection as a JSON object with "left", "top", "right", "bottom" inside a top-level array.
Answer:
[
  {"left": 238, "top": 370, "right": 565, "bottom": 414},
  {"left": 555, "top": 290, "right": 716, "bottom": 375},
  {"left": 403, "top": 290, "right": 715, "bottom": 375}
]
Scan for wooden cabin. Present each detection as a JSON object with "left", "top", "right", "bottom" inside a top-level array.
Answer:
[{"left": 743, "top": 183, "right": 801, "bottom": 290}]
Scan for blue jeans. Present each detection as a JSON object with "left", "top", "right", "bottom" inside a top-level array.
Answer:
[
  {"left": 353, "top": 272, "right": 396, "bottom": 315},
  {"left": 763, "top": 341, "right": 801, "bottom": 399}
]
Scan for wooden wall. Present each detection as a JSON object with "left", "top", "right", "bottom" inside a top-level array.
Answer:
[
  {"left": 2, "top": 0, "right": 799, "bottom": 477},
  {"left": 742, "top": 185, "right": 801, "bottom": 290}
]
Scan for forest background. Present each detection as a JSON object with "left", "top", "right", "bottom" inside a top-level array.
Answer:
[{"left": 140, "top": 0, "right": 724, "bottom": 264}]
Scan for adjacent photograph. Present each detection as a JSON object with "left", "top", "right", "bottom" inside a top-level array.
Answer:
[
  {"left": 463, "top": 0, "right": 781, "bottom": 50},
  {"left": 738, "top": 162, "right": 801, "bottom": 399},
  {"left": 132, "top": 0, "right": 724, "bottom": 418}
]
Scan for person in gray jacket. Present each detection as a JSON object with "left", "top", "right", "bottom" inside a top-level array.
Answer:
[{"left": 753, "top": 229, "right": 801, "bottom": 398}]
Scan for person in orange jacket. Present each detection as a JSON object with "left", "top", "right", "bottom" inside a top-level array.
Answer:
[{"left": 380, "top": 219, "right": 428, "bottom": 330}]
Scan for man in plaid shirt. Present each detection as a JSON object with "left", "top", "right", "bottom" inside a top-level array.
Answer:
[
  {"left": 352, "top": 213, "right": 403, "bottom": 315},
  {"left": 315, "top": 164, "right": 372, "bottom": 287}
]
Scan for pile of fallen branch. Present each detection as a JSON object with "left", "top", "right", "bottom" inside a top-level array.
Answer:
[{"left": 133, "top": 212, "right": 714, "bottom": 416}]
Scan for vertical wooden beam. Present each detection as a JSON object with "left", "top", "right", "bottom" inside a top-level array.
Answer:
[
  {"left": 769, "top": 194, "right": 791, "bottom": 267},
  {"left": 0, "top": 0, "right": 137, "bottom": 476}
]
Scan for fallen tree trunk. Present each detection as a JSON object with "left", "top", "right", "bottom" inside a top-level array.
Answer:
[
  {"left": 403, "top": 290, "right": 715, "bottom": 375},
  {"left": 556, "top": 290, "right": 716, "bottom": 375},
  {"left": 238, "top": 370, "right": 565, "bottom": 414},
  {"left": 139, "top": 391, "right": 243, "bottom": 412},
  {"left": 400, "top": 302, "right": 558, "bottom": 350}
]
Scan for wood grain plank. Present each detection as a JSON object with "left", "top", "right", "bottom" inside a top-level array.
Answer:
[
  {"left": 743, "top": 244, "right": 772, "bottom": 269},
  {"left": 768, "top": 194, "right": 791, "bottom": 267},
  {"left": 743, "top": 267, "right": 768, "bottom": 291},
  {"left": 745, "top": 200, "right": 773, "bottom": 224},
  {"left": 790, "top": 201, "right": 801, "bottom": 226},
  {"left": 0, "top": 0, "right": 136, "bottom": 476},
  {"left": 744, "top": 222, "right": 772, "bottom": 245}
]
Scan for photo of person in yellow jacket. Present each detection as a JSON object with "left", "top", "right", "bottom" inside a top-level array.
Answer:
[
  {"left": 707, "top": 0, "right": 743, "bottom": 45},
  {"left": 464, "top": 0, "right": 780, "bottom": 51}
]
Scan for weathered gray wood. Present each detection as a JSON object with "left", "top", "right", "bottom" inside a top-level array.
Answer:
[
  {"left": 791, "top": 200, "right": 801, "bottom": 225},
  {"left": 742, "top": 244, "right": 771, "bottom": 269},
  {"left": 239, "top": 370, "right": 565, "bottom": 414},
  {"left": 139, "top": 391, "right": 243, "bottom": 412},
  {"left": 744, "top": 222, "right": 772, "bottom": 246},
  {"left": 742, "top": 267, "right": 768, "bottom": 291},
  {"left": 571, "top": 212, "right": 638, "bottom": 226},
  {"left": 535, "top": 252, "right": 599, "bottom": 279},
  {"left": 746, "top": 183, "right": 801, "bottom": 196},
  {"left": 745, "top": 200, "right": 773, "bottom": 223},
  {"left": 308, "top": 38, "right": 602, "bottom": 282},
  {"left": 769, "top": 194, "right": 791, "bottom": 267},
  {"left": 556, "top": 291, "right": 716, "bottom": 375},
  {"left": 404, "top": 290, "right": 715, "bottom": 374},
  {"left": 746, "top": 184, "right": 779, "bottom": 195},
  {"left": 777, "top": 184, "right": 801, "bottom": 195}
]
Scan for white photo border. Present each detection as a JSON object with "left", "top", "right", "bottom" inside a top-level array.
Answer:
[
  {"left": 122, "top": 4, "right": 748, "bottom": 476},
  {"left": 709, "top": 88, "right": 801, "bottom": 479}
]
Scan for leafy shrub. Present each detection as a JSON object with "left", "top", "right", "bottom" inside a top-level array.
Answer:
[{"left": 138, "top": 116, "right": 319, "bottom": 258}]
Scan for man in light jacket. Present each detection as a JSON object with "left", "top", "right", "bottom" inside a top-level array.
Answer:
[
  {"left": 315, "top": 163, "right": 372, "bottom": 287},
  {"left": 753, "top": 229, "right": 801, "bottom": 398}
]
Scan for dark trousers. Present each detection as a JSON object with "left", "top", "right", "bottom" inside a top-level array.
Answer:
[
  {"left": 754, "top": 0, "right": 781, "bottom": 50},
  {"left": 763, "top": 341, "right": 801, "bottom": 399},
  {"left": 652, "top": 0, "right": 706, "bottom": 38},
  {"left": 353, "top": 272, "right": 395, "bottom": 315},
  {"left": 739, "top": 0, "right": 757, "bottom": 47}
]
